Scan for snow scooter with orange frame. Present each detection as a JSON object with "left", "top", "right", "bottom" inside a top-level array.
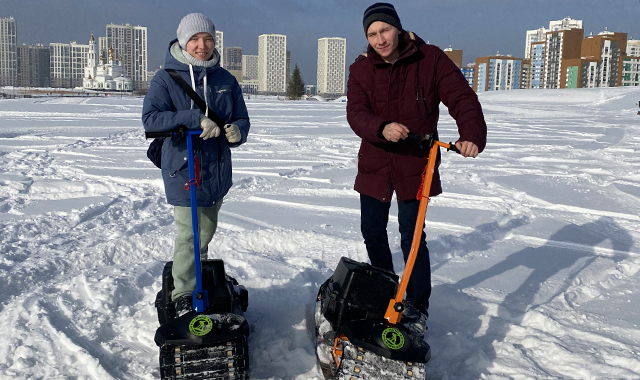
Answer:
[
  {"left": 148, "top": 128, "right": 250, "bottom": 380},
  {"left": 315, "top": 135, "right": 460, "bottom": 379}
]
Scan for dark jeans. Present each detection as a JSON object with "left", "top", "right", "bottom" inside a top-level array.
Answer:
[{"left": 360, "top": 194, "right": 431, "bottom": 314}]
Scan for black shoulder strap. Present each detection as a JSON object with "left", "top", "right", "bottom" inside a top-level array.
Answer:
[{"left": 166, "top": 68, "right": 225, "bottom": 126}]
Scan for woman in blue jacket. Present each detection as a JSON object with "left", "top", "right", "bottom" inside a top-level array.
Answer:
[{"left": 142, "top": 13, "right": 249, "bottom": 316}]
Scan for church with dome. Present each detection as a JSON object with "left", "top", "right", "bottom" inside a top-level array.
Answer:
[{"left": 83, "top": 33, "right": 133, "bottom": 91}]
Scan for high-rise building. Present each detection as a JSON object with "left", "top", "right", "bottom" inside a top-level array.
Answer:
[
  {"left": 525, "top": 27, "right": 548, "bottom": 60},
  {"left": 622, "top": 57, "right": 640, "bottom": 86},
  {"left": 258, "top": 34, "right": 287, "bottom": 93},
  {"left": 242, "top": 54, "right": 258, "bottom": 81},
  {"left": 106, "top": 23, "right": 147, "bottom": 89},
  {"left": 521, "top": 60, "right": 531, "bottom": 89},
  {"left": 627, "top": 39, "right": 640, "bottom": 57},
  {"left": 443, "top": 47, "right": 463, "bottom": 68},
  {"left": 474, "top": 54, "right": 523, "bottom": 92},
  {"left": 98, "top": 36, "right": 108, "bottom": 62},
  {"left": 624, "top": 40, "right": 640, "bottom": 87},
  {"left": 529, "top": 41, "right": 546, "bottom": 88},
  {"left": 49, "top": 41, "right": 89, "bottom": 88},
  {"left": 215, "top": 31, "right": 224, "bottom": 68},
  {"left": 543, "top": 28, "right": 583, "bottom": 89},
  {"left": 17, "top": 44, "right": 50, "bottom": 87},
  {"left": 286, "top": 50, "right": 291, "bottom": 88},
  {"left": 224, "top": 46, "right": 242, "bottom": 82},
  {"left": 0, "top": 17, "right": 18, "bottom": 86},
  {"left": 461, "top": 63, "right": 475, "bottom": 87},
  {"left": 524, "top": 17, "right": 582, "bottom": 82},
  {"left": 549, "top": 17, "right": 583, "bottom": 32},
  {"left": 317, "top": 37, "right": 346, "bottom": 97},
  {"left": 565, "top": 30, "right": 627, "bottom": 88},
  {"left": 224, "top": 47, "right": 242, "bottom": 71}
]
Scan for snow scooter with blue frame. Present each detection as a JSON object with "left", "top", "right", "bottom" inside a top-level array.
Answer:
[
  {"left": 315, "top": 134, "right": 460, "bottom": 379},
  {"left": 147, "top": 128, "right": 250, "bottom": 380}
]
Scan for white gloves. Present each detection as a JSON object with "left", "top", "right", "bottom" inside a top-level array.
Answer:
[
  {"left": 199, "top": 115, "right": 220, "bottom": 140},
  {"left": 224, "top": 123, "right": 241, "bottom": 143}
]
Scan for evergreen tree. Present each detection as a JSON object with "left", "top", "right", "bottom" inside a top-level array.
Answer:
[{"left": 287, "top": 64, "right": 305, "bottom": 100}]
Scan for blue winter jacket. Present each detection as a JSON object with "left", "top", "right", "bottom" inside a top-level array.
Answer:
[{"left": 142, "top": 39, "right": 249, "bottom": 207}]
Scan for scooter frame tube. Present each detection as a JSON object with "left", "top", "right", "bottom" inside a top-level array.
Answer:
[{"left": 384, "top": 140, "right": 459, "bottom": 324}]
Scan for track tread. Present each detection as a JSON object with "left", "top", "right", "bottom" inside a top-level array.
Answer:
[{"left": 160, "top": 337, "right": 249, "bottom": 380}]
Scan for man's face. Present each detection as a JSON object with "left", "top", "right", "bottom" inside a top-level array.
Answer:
[
  {"left": 366, "top": 21, "right": 400, "bottom": 61},
  {"left": 185, "top": 32, "right": 214, "bottom": 61}
]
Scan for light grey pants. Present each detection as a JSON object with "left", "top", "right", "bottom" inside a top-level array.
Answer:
[{"left": 171, "top": 201, "right": 223, "bottom": 301}]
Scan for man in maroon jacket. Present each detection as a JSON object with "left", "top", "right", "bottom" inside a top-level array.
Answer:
[{"left": 347, "top": 3, "right": 487, "bottom": 334}]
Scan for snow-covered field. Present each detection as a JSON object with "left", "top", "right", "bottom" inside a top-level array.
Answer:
[{"left": 1, "top": 87, "right": 639, "bottom": 379}]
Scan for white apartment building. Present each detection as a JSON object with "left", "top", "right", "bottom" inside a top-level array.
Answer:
[
  {"left": 549, "top": 17, "right": 583, "bottom": 32},
  {"left": 106, "top": 23, "right": 147, "bottom": 89},
  {"left": 215, "top": 31, "right": 224, "bottom": 68},
  {"left": 258, "top": 34, "right": 287, "bottom": 93},
  {"left": 242, "top": 54, "right": 258, "bottom": 81},
  {"left": 525, "top": 27, "right": 548, "bottom": 60},
  {"left": 50, "top": 41, "right": 89, "bottom": 88},
  {"left": 625, "top": 40, "right": 640, "bottom": 86},
  {"left": 0, "top": 17, "right": 18, "bottom": 86},
  {"left": 627, "top": 39, "right": 640, "bottom": 57},
  {"left": 317, "top": 37, "right": 346, "bottom": 97}
]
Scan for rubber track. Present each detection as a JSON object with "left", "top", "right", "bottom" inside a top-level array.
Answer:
[
  {"left": 159, "top": 337, "right": 249, "bottom": 380},
  {"left": 335, "top": 339, "right": 425, "bottom": 380}
]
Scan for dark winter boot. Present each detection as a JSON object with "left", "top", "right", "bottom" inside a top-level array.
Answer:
[
  {"left": 401, "top": 301, "right": 428, "bottom": 337},
  {"left": 174, "top": 295, "right": 193, "bottom": 317}
]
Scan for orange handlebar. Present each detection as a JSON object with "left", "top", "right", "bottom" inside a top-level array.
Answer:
[{"left": 384, "top": 140, "right": 453, "bottom": 324}]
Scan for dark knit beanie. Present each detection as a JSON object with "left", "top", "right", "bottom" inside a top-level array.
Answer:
[{"left": 363, "top": 3, "right": 403, "bottom": 35}]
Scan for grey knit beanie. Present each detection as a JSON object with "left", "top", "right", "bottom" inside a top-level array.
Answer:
[
  {"left": 363, "top": 3, "right": 403, "bottom": 35},
  {"left": 177, "top": 13, "right": 215, "bottom": 49}
]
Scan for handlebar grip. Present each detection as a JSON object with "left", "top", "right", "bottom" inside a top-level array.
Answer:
[
  {"left": 447, "top": 142, "right": 461, "bottom": 154},
  {"left": 144, "top": 125, "right": 195, "bottom": 139},
  {"left": 145, "top": 131, "right": 174, "bottom": 139}
]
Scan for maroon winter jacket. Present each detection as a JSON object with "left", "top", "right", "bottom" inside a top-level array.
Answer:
[{"left": 347, "top": 31, "right": 487, "bottom": 202}]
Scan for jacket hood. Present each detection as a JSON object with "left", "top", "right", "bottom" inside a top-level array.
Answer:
[{"left": 163, "top": 38, "right": 221, "bottom": 72}]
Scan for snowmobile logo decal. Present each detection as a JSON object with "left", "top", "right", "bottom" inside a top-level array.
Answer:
[
  {"left": 189, "top": 315, "right": 213, "bottom": 336},
  {"left": 381, "top": 327, "right": 405, "bottom": 350}
]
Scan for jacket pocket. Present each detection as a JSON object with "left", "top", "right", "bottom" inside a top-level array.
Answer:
[{"left": 357, "top": 149, "right": 387, "bottom": 175}]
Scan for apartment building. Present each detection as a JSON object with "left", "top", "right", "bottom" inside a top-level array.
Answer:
[
  {"left": 524, "top": 17, "right": 583, "bottom": 87},
  {"left": 242, "top": 54, "right": 258, "bottom": 81},
  {"left": 623, "top": 39, "right": 640, "bottom": 87},
  {"left": 562, "top": 30, "right": 627, "bottom": 89},
  {"left": 215, "top": 31, "right": 224, "bottom": 68},
  {"left": 224, "top": 46, "right": 243, "bottom": 82},
  {"left": 529, "top": 41, "right": 546, "bottom": 88},
  {"left": 525, "top": 27, "right": 548, "bottom": 60},
  {"left": 106, "top": 23, "right": 147, "bottom": 89},
  {"left": 443, "top": 47, "right": 463, "bottom": 68},
  {"left": 474, "top": 54, "right": 523, "bottom": 92},
  {"left": 317, "top": 37, "right": 346, "bottom": 97},
  {"left": 543, "top": 28, "right": 583, "bottom": 89},
  {"left": 17, "top": 44, "right": 50, "bottom": 87},
  {"left": 628, "top": 40, "right": 640, "bottom": 57},
  {"left": 461, "top": 63, "right": 475, "bottom": 87},
  {"left": 0, "top": 17, "right": 18, "bottom": 86},
  {"left": 50, "top": 42, "right": 89, "bottom": 88},
  {"left": 258, "top": 34, "right": 287, "bottom": 94}
]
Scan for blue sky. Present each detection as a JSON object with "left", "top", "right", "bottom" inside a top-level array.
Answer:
[{"left": 3, "top": 0, "right": 639, "bottom": 84}]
